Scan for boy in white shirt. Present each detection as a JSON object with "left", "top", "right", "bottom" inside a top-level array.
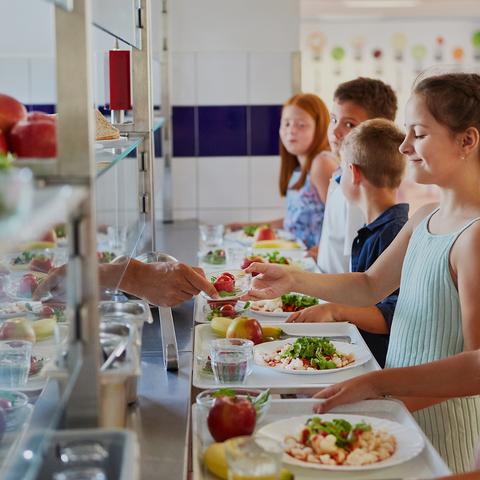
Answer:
[{"left": 313, "top": 78, "right": 398, "bottom": 272}]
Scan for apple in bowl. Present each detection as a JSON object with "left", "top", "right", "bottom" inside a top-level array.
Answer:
[
  {"left": 0, "top": 94, "right": 27, "bottom": 135},
  {"left": 207, "top": 395, "right": 257, "bottom": 442},
  {"left": 9, "top": 111, "right": 57, "bottom": 158},
  {"left": 254, "top": 226, "right": 276, "bottom": 242}
]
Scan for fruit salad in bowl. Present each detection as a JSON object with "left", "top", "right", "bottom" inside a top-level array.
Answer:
[{"left": 202, "top": 270, "right": 251, "bottom": 301}]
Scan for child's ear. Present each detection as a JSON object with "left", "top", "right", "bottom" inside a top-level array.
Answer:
[
  {"left": 460, "top": 127, "right": 480, "bottom": 156},
  {"left": 350, "top": 163, "right": 362, "bottom": 184}
]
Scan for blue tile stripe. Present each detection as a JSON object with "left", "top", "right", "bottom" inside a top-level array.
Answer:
[{"left": 29, "top": 104, "right": 282, "bottom": 158}]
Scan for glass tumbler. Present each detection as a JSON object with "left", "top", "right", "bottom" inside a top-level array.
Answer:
[
  {"left": 209, "top": 338, "right": 254, "bottom": 384},
  {"left": 199, "top": 224, "right": 225, "bottom": 248},
  {"left": 225, "top": 435, "right": 283, "bottom": 480},
  {"left": 0, "top": 340, "right": 32, "bottom": 388}
]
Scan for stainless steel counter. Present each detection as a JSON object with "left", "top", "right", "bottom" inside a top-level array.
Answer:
[{"left": 133, "top": 220, "right": 199, "bottom": 480}]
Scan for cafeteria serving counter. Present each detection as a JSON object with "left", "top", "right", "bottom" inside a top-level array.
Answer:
[{"left": 133, "top": 220, "right": 199, "bottom": 480}]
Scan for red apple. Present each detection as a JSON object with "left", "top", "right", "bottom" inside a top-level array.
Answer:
[
  {"left": 207, "top": 299, "right": 238, "bottom": 308},
  {"left": 219, "top": 304, "right": 236, "bottom": 318},
  {"left": 240, "top": 255, "right": 265, "bottom": 270},
  {"left": 207, "top": 396, "right": 256, "bottom": 442},
  {"left": 254, "top": 226, "right": 276, "bottom": 241},
  {"left": 0, "top": 129, "right": 7, "bottom": 154},
  {"left": 40, "top": 229, "right": 57, "bottom": 245},
  {"left": 29, "top": 255, "right": 54, "bottom": 273},
  {"left": 0, "top": 318, "right": 36, "bottom": 343},
  {"left": 226, "top": 316, "right": 264, "bottom": 345},
  {"left": 26, "top": 111, "right": 56, "bottom": 123},
  {"left": 213, "top": 274, "right": 235, "bottom": 293},
  {"left": 9, "top": 114, "right": 57, "bottom": 158},
  {"left": 0, "top": 94, "right": 27, "bottom": 134},
  {"left": 18, "top": 273, "right": 39, "bottom": 298}
]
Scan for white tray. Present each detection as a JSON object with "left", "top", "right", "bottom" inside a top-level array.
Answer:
[
  {"left": 192, "top": 322, "right": 380, "bottom": 390},
  {"left": 191, "top": 399, "right": 451, "bottom": 480},
  {"left": 194, "top": 295, "right": 326, "bottom": 325}
]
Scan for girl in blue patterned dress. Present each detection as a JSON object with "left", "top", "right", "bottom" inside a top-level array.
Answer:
[
  {"left": 228, "top": 93, "right": 337, "bottom": 248},
  {"left": 243, "top": 73, "right": 480, "bottom": 472}
]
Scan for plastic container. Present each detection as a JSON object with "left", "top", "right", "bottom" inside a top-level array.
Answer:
[
  {"left": 11, "top": 429, "right": 139, "bottom": 480},
  {"left": 0, "top": 389, "right": 29, "bottom": 431}
]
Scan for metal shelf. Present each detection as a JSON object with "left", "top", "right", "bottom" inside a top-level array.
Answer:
[{"left": 0, "top": 184, "right": 87, "bottom": 253}]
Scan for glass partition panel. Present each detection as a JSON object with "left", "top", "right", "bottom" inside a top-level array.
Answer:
[{"left": 92, "top": 0, "right": 141, "bottom": 49}]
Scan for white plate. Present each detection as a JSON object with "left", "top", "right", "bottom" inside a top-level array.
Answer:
[
  {"left": 5, "top": 273, "right": 50, "bottom": 302},
  {"left": 254, "top": 339, "right": 371, "bottom": 375},
  {"left": 201, "top": 269, "right": 251, "bottom": 302},
  {"left": 95, "top": 136, "right": 128, "bottom": 148},
  {"left": 225, "top": 229, "right": 296, "bottom": 246},
  {"left": 0, "top": 301, "right": 43, "bottom": 320},
  {"left": 258, "top": 413, "right": 425, "bottom": 471}
]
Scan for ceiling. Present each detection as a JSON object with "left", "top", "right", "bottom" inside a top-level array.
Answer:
[{"left": 301, "top": 0, "right": 480, "bottom": 19}]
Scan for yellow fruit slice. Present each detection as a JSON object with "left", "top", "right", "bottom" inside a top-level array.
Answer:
[
  {"left": 252, "top": 240, "right": 301, "bottom": 250},
  {"left": 32, "top": 317, "right": 57, "bottom": 341},
  {"left": 261, "top": 325, "right": 283, "bottom": 340},
  {"left": 203, "top": 442, "right": 228, "bottom": 480},
  {"left": 210, "top": 316, "right": 233, "bottom": 337},
  {"left": 279, "top": 467, "right": 295, "bottom": 480},
  {"left": 18, "top": 241, "right": 56, "bottom": 250}
]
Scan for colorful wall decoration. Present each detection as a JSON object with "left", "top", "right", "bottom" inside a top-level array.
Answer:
[{"left": 301, "top": 19, "right": 480, "bottom": 123}]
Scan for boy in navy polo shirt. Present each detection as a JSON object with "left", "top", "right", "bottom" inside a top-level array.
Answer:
[{"left": 288, "top": 118, "right": 408, "bottom": 367}]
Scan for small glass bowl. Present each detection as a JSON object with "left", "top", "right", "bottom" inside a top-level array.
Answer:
[
  {"left": 196, "top": 388, "right": 271, "bottom": 423},
  {"left": 0, "top": 389, "right": 29, "bottom": 431}
]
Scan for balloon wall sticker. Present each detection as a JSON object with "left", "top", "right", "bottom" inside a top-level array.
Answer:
[
  {"left": 331, "top": 46, "right": 346, "bottom": 76},
  {"left": 351, "top": 35, "right": 366, "bottom": 75},
  {"left": 452, "top": 47, "right": 465, "bottom": 67},
  {"left": 411, "top": 44, "right": 427, "bottom": 74},
  {"left": 307, "top": 32, "right": 327, "bottom": 93},
  {"left": 434, "top": 36, "right": 445, "bottom": 62},
  {"left": 472, "top": 31, "right": 480, "bottom": 61},
  {"left": 372, "top": 48, "right": 383, "bottom": 76},
  {"left": 391, "top": 33, "right": 407, "bottom": 61},
  {"left": 391, "top": 33, "right": 407, "bottom": 91}
]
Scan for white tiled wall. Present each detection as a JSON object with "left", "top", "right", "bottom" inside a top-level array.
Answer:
[
  {"left": 30, "top": 57, "right": 56, "bottom": 104},
  {"left": 196, "top": 52, "right": 248, "bottom": 105},
  {"left": 198, "top": 157, "right": 249, "bottom": 208},
  {"left": 0, "top": 58, "right": 30, "bottom": 103},
  {"left": 172, "top": 157, "right": 197, "bottom": 210},
  {"left": 249, "top": 156, "right": 283, "bottom": 208},
  {"left": 248, "top": 52, "right": 293, "bottom": 104},
  {"left": 171, "top": 52, "right": 197, "bottom": 105}
]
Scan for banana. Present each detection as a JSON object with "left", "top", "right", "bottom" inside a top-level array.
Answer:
[
  {"left": 252, "top": 240, "right": 300, "bottom": 250},
  {"left": 203, "top": 442, "right": 228, "bottom": 479},
  {"left": 32, "top": 317, "right": 57, "bottom": 341},
  {"left": 280, "top": 467, "right": 295, "bottom": 480},
  {"left": 203, "top": 442, "right": 294, "bottom": 480},
  {"left": 19, "top": 241, "right": 56, "bottom": 250},
  {"left": 210, "top": 316, "right": 233, "bottom": 337},
  {"left": 261, "top": 325, "right": 283, "bottom": 340}
]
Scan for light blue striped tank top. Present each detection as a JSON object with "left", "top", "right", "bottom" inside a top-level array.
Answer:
[{"left": 386, "top": 208, "right": 480, "bottom": 473}]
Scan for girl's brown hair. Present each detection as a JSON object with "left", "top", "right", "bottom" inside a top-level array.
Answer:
[
  {"left": 279, "top": 93, "right": 330, "bottom": 196},
  {"left": 413, "top": 73, "right": 480, "bottom": 134}
]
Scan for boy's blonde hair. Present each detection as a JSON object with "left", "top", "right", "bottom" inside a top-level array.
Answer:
[{"left": 341, "top": 118, "right": 406, "bottom": 189}]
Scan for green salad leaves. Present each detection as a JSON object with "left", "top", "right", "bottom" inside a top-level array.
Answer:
[
  {"left": 305, "top": 417, "right": 372, "bottom": 449},
  {"left": 280, "top": 336, "right": 340, "bottom": 369}
]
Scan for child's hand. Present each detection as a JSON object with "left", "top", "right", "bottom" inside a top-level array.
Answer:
[
  {"left": 241, "top": 262, "right": 294, "bottom": 301},
  {"left": 225, "top": 222, "right": 244, "bottom": 231},
  {"left": 287, "top": 303, "right": 336, "bottom": 323},
  {"left": 306, "top": 245, "right": 319, "bottom": 259},
  {"left": 312, "top": 373, "right": 383, "bottom": 413}
]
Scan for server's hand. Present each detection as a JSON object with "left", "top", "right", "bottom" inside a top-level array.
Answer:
[{"left": 121, "top": 260, "right": 218, "bottom": 307}]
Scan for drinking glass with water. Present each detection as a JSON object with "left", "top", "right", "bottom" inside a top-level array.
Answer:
[{"left": 0, "top": 340, "right": 32, "bottom": 388}]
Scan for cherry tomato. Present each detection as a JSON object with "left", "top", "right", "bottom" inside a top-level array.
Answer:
[
  {"left": 213, "top": 276, "right": 234, "bottom": 293},
  {"left": 220, "top": 304, "right": 236, "bottom": 318},
  {"left": 221, "top": 272, "right": 235, "bottom": 281}
]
